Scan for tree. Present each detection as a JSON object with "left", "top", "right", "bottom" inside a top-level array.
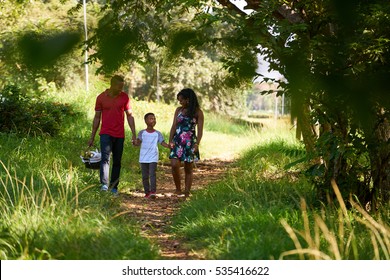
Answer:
[
  {"left": 84, "top": 0, "right": 250, "bottom": 113},
  {"left": 239, "top": 0, "right": 390, "bottom": 207}
]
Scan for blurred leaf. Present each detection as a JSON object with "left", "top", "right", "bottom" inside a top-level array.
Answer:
[{"left": 18, "top": 31, "right": 82, "bottom": 70}]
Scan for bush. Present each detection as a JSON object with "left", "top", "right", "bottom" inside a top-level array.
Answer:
[{"left": 0, "top": 84, "right": 78, "bottom": 136}]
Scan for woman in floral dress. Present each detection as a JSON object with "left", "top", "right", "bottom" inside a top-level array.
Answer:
[{"left": 169, "top": 88, "right": 204, "bottom": 197}]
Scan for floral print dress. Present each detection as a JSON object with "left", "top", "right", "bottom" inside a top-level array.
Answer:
[{"left": 169, "top": 111, "right": 199, "bottom": 162}]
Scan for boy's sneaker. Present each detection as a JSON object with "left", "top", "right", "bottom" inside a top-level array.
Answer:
[
  {"left": 111, "top": 188, "right": 118, "bottom": 196},
  {"left": 149, "top": 192, "right": 156, "bottom": 199},
  {"left": 101, "top": 184, "right": 108, "bottom": 191},
  {"left": 144, "top": 192, "right": 150, "bottom": 198}
]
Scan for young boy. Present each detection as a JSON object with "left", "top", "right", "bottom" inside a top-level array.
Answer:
[{"left": 136, "top": 113, "right": 170, "bottom": 198}]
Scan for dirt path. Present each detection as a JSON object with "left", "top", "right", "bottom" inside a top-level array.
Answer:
[{"left": 119, "top": 159, "right": 232, "bottom": 259}]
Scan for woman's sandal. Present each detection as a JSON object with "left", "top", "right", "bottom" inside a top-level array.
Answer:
[{"left": 173, "top": 190, "right": 183, "bottom": 197}]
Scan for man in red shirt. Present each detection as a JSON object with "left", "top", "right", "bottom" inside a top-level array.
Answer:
[{"left": 88, "top": 75, "right": 136, "bottom": 194}]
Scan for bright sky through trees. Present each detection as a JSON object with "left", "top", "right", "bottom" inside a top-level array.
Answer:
[{"left": 230, "top": 1, "right": 283, "bottom": 81}]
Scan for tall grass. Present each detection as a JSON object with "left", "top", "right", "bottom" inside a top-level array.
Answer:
[
  {"left": 280, "top": 180, "right": 390, "bottom": 260},
  {"left": 171, "top": 134, "right": 390, "bottom": 260},
  {"left": 0, "top": 160, "right": 158, "bottom": 259}
]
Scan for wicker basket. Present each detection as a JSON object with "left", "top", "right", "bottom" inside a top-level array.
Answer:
[
  {"left": 81, "top": 149, "right": 101, "bottom": 170},
  {"left": 83, "top": 160, "right": 100, "bottom": 170}
]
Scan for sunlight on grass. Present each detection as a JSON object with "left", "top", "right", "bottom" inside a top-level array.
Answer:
[
  {"left": 0, "top": 160, "right": 158, "bottom": 260},
  {"left": 171, "top": 138, "right": 390, "bottom": 260}
]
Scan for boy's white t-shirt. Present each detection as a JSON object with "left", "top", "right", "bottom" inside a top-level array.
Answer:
[{"left": 138, "top": 129, "right": 165, "bottom": 163}]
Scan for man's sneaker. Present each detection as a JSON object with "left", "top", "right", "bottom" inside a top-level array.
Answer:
[
  {"left": 111, "top": 188, "right": 118, "bottom": 196},
  {"left": 101, "top": 184, "right": 108, "bottom": 191},
  {"left": 149, "top": 192, "right": 156, "bottom": 199},
  {"left": 144, "top": 192, "right": 150, "bottom": 198}
]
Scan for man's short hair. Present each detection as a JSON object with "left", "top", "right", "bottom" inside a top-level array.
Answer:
[{"left": 111, "top": 75, "right": 124, "bottom": 84}]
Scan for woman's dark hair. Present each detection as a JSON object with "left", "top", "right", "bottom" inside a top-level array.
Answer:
[{"left": 177, "top": 88, "right": 199, "bottom": 118}]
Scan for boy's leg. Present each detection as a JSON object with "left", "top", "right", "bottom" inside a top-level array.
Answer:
[
  {"left": 141, "top": 163, "right": 150, "bottom": 194},
  {"left": 149, "top": 162, "right": 157, "bottom": 193}
]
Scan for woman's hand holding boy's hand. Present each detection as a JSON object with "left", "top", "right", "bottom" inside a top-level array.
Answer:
[{"left": 194, "top": 143, "right": 199, "bottom": 152}]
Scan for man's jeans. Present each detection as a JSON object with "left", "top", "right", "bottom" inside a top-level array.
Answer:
[{"left": 100, "top": 134, "right": 124, "bottom": 190}]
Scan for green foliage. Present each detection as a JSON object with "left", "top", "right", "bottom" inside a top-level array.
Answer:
[
  {"left": 89, "top": 11, "right": 148, "bottom": 74},
  {"left": 245, "top": 0, "right": 390, "bottom": 206},
  {"left": 0, "top": 0, "right": 87, "bottom": 92},
  {"left": 309, "top": 130, "right": 371, "bottom": 201},
  {"left": 167, "top": 28, "right": 201, "bottom": 57},
  {"left": 81, "top": 0, "right": 254, "bottom": 115},
  {"left": 17, "top": 30, "right": 81, "bottom": 70}
]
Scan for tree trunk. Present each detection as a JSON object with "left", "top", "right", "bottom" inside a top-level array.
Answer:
[
  {"left": 368, "top": 110, "right": 390, "bottom": 209},
  {"left": 294, "top": 103, "right": 316, "bottom": 154}
]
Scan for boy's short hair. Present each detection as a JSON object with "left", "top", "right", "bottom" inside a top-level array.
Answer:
[{"left": 144, "top": 112, "right": 155, "bottom": 121}]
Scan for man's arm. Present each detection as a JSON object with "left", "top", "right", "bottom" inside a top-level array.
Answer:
[
  {"left": 88, "top": 111, "right": 101, "bottom": 147},
  {"left": 125, "top": 110, "right": 136, "bottom": 143}
]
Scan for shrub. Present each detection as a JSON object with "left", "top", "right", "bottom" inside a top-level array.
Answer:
[{"left": 0, "top": 84, "right": 78, "bottom": 136}]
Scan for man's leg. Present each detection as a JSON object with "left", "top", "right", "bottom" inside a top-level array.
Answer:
[
  {"left": 110, "top": 137, "right": 124, "bottom": 191},
  {"left": 100, "top": 134, "right": 112, "bottom": 190}
]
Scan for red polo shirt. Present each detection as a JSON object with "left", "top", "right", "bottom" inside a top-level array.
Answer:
[{"left": 95, "top": 90, "right": 131, "bottom": 138}]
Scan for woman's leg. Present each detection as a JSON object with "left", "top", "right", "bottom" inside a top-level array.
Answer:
[
  {"left": 170, "top": 158, "right": 182, "bottom": 194},
  {"left": 184, "top": 161, "right": 193, "bottom": 197}
]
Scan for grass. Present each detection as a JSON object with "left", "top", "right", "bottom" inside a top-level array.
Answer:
[
  {"left": 0, "top": 160, "right": 158, "bottom": 259},
  {"left": 0, "top": 79, "right": 388, "bottom": 260},
  {"left": 170, "top": 139, "right": 390, "bottom": 260}
]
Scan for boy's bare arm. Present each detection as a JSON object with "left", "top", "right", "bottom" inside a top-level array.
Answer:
[{"left": 161, "top": 141, "right": 170, "bottom": 148}]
